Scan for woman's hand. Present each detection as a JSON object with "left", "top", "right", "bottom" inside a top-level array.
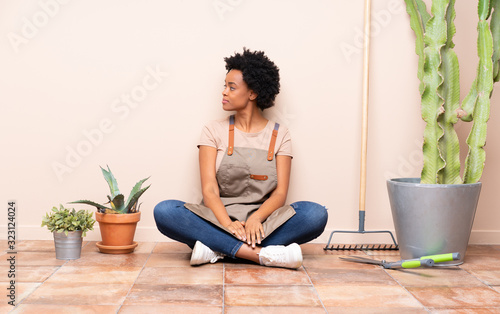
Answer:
[
  {"left": 244, "top": 215, "right": 265, "bottom": 248},
  {"left": 226, "top": 220, "right": 247, "bottom": 242}
]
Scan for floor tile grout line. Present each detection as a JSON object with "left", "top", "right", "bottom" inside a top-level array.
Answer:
[
  {"left": 115, "top": 241, "right": 158, "bottom": 314},
  {"left": 460, "top": 265, "right": 500, "bottom": 293},
  {"left": 302, "top": 265, "right": 328, "bottom": 313},
  {"left": 10, "top": 256, "right": 71, "bottom": 311},
  {"left": 81, "top": 241, "right": 91, "bottom": 250},
  {"left": 223, "top": 283, "right": 319, "bottom": 287},
  {"left": 382, "top": 268, "right": 431, "bottom": 313}
]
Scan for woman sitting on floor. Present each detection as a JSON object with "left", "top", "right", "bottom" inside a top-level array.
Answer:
[{"left": 154, "top": 48, "right": 328, "bottom": 269}]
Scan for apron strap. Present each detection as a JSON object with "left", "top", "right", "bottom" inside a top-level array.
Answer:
[
  {"left": 267, "top": 122, "right": 280, "bottom": 161},
  {"left": 228, "top": 115, "right": 235, "bottom": 156}
]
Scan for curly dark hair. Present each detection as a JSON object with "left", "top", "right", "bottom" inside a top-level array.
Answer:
[{"left": 224, "top": 48, "right": 280, "bottom": 110}]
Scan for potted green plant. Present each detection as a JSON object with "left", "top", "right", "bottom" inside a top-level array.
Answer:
[
  {"left": 387, "top": 0, "right": 499, "bottom": 265},
  {"left": 41, "top": 204, "right": 95, "bottom": 260},
  {"left": 70, "top": 166, "right": 150, "bottom": 254}
]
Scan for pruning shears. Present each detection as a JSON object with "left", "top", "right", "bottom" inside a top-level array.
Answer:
[{"left": 339, "top": 252, "right": 461, "bottom": 269}]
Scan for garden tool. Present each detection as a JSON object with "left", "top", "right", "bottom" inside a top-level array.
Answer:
[
  {"left": 339, "top": 252, "right": 461, "bottom": 269},
  {"left": 324, "top": 0, "right": 398, "bottom": 251}
]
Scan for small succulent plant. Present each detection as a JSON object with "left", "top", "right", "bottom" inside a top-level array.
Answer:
[
  {"left": 42, "top": 204, "right": 95, "bottom": 236},
  {"left": 70, "top": 166, "right": 151, "bottom": 214}
]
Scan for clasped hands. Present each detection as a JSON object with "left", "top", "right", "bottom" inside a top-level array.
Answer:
[{"left": 226, "top": 215, "right": 264, "bottom": 248}]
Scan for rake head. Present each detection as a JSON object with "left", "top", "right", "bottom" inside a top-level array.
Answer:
[
  {"left": 324, "top": 243, "right": 399, "bottom": 251},
  {"left": 324, "top": 228, "right": 399, "bottom": 251}
]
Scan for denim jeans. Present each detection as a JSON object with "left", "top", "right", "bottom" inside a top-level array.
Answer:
[{"left": 153, "top": 200, "right": 328, "bottom": 258}]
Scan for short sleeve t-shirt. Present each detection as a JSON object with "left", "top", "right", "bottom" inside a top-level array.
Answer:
[{"left": 198, "top": 116, "right": 293, "bottom": 171}]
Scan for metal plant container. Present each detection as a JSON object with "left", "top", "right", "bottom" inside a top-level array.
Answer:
[
  {"left": 53, "top": 230, "right": 83, "bottom": 260},
  {"left": 387, "top": 178, "right": 481, "bottom": 265}
]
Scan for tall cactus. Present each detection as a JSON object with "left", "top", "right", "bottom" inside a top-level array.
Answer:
[
  {"left": 463, "top": 1, "right": 495, "bottom": 183},
  {"left": 437, "top": 0, "right": 462, "bottom": 184},
  {"left": 405, "top": 0, "right": 499, "bottom": 184},
  {"left": 419, "top": 0, "right": 448, "bottom": 185}
]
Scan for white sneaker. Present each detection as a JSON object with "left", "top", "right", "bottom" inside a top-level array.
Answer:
[
  {"left": 258, "top": 243, "right": 303, "bottom": 269},
  {"left": 190, "top": 241, "right": 225, "bottom": 266}
]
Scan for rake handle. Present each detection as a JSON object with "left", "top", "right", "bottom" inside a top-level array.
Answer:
[{"left": 359, "top": 0, "right": 371, "bottom": 222}]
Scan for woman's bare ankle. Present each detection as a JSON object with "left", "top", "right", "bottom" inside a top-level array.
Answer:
[{"left": 235, "top": 243, "right": 261, "bottom": 263}]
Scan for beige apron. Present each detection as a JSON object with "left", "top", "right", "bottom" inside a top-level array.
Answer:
[{"left": 185, "top": 115, "right": 295, "bottom": 238}]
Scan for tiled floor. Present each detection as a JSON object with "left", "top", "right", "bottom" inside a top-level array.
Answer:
[{"left": 1, "top": 241, "right": 500, "bottom": 313}]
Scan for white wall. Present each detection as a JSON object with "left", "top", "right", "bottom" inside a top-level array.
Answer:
[{"left": 1, "top": 0, "right": 499, "bottom": 244}]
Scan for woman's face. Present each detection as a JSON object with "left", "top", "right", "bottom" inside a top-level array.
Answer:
[{"left": 222, "top": 69, "right": 256, "bottom": 111}]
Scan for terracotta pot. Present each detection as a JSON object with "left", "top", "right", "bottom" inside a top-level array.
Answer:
[{"left": 95, "top": 212, "right": 140, "bottom": 253}]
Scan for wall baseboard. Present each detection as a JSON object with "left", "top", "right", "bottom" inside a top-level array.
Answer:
[{"left": 3, "top": 225, "right": 500, "bottom": 245}]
